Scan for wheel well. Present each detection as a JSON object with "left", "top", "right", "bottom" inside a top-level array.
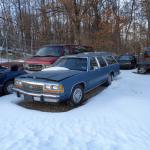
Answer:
[
  {"left": 110, "top": 71, "right": 114, "bottom": 76},
  {"left": 2, "top": 79, "right": 14, "bottom": 93},
  {"left": 71, "top": 82, "right": 85, "bottom": 93},
  {"left": 3, "top": 79, "right": 14, "bottom": 88},
  {"left": 78, "top": 83, "right": 85, "bottom": 89}
]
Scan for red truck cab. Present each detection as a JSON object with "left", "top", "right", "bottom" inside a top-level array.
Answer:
[{"left": 24, "top": 44, "right": 93, "bottom": 72}]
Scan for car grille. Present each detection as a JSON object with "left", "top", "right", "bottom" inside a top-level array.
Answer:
[
  {"left": 22, "top": 82, "right": 43, "bottom": 93},
  {"left": 27, "top": 64, "right": 43, "bottom": 71}
]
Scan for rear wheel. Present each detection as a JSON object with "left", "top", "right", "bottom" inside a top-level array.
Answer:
[
  {"left": 138, "top": 66, "right": 146, "bottom": 74},
  {"left": 69, "top": 85, "right": 84, "bottom": 107},
  {"left": 3, "top": 80, "right": 14, "bottom": 94},
  {"left": 104, "top": 74, "right": 112, "bottom": 86}
]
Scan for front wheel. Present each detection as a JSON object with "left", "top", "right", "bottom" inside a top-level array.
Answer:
[
  {"left": 69, "top": 85, "right": 84, "bottom": 107},
  {"left": 3, "top": 81, "right": 14, "bottom": 94}
]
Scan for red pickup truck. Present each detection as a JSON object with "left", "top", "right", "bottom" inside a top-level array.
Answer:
[{"left": 24, "top": 44, "right": 93, "bottom": 72}]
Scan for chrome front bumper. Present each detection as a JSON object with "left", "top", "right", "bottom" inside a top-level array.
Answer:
[{"left": 13, "top": 88, "right": 60, "bottom": 103}]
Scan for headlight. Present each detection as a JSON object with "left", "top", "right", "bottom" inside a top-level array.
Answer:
[
  {"left": 43, "top": 65, "right": 51, "bottom": 69},
  {"left": 15, "top": 80, "right": 22, "bottom": 88},
  {"left": 44, "top": 84, "right": 64, "bottom": 93},
  {"left": 23, "top": 64, "right": 28, "bottom": 68}
]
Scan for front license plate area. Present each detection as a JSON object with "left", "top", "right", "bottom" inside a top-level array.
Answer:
[
  {"left": 24, "top": 94, "right": 33, "bottom": 101},
  {"left": 33, "top": 97, "right": 41, "bottom": 102}
]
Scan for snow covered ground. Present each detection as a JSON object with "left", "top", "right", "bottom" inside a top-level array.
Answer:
[{"left": 0, "top": 70, "right": 150, "bottom": 150}]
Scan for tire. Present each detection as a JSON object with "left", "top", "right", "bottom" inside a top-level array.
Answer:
[
  {"left": 3, "top": 80, "right": 14, "bottom": 95},
  {"left": 104, "top": 74, "right": 112, "bottom": 86},
  {"left": 69, "top": 85, "right": 84, "bottom": 107},
  {"left": 138, "top": 66, "right": 146, "bottom": 74}
]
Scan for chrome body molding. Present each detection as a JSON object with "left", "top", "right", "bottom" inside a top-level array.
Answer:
[{"left": 13, "top": 88, "right": 60, "bottom": 98}]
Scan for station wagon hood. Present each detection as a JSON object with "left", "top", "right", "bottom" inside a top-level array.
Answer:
[{"left": 20, "top": 70, "right": 83, "bottom": 82}]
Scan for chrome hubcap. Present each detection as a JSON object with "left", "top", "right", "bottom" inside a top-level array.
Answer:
[
  {"left": 139, "top": 67, "right": 146, "bottom": 74},
  {"left": 73, "top": 88, "right": 83, "bottom": 104},
  {"left": 7, "top": 84, "right": 14, "bottom": 94}
]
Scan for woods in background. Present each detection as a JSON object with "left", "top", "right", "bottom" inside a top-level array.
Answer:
[{"left": 0, "top": 0, "right": 150, "bottom": 54}]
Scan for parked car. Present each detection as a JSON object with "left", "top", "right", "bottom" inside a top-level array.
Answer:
[
  {"left": 24, "top": 44, "right": 93, "bottom": 72},
  {"left": 137, "top": 47, "right": 150, "bottom": 74},
  {"left": 0, "top": 65, "right": 26, "bottom": 94},
  {"left": 13, "top": 52, "right": 120, "bottom": 106},
  {"left": 117, "top": 54, "right": 137, "bottom": 69}
]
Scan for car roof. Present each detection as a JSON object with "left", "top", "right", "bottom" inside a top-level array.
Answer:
[
  {"left": 62, "top": 52, "right": 113, "bottom": 58},
  {"left": 41, "top": 44, "right": 92, "bottom": 47},
  {"left": 119, "top": 54, "right": 134, "bottom": 57}
]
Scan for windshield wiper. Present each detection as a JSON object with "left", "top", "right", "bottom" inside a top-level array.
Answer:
[
  {"left": 33, "top": 55, "right": 43, "bottom": 57},
  {"left": 34, "top": 55, "right": 57, "bottom": 57}
]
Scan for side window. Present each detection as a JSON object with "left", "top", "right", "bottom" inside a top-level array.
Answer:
[
  {"left": 105, "top": 56, "right": 117, "bottom": 65},
  {"left": 90, "top": 57, "right": 98, "bottom": 70},
  {"left": 64, "top": 48, "right": 70, "bottom": 55},
  {"left": 97, "top": 56, "right": 107, "bottom": 67}
]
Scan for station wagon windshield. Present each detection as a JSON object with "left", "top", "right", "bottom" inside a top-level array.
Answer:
[
  {"left": 35, "top": 46, "right": 63, "bottom": 57},
  {"left": 54, "top": 58, "right": 87, "bottom": 71}
]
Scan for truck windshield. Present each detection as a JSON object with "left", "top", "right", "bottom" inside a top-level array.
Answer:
[
  {"left": 35, "top": 46, "right": 63, "bottom": 57},
  {"left": 54, "top": 58, "right": 87, "bottom": 71}
]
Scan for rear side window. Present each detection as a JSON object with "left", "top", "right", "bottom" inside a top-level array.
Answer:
[
  {"left": 90, "top": 57, "right": 99, "bottom": 70},
  {"left": 97, "top": 56, "right": 107, "bottom": 67},
  {"left": 105, "top": 56, "right": 117, "bottom": 65}
]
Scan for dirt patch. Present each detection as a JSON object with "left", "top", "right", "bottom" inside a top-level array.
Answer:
[{"left": 17, "top": 85, "right": 106, "bottom": 112}]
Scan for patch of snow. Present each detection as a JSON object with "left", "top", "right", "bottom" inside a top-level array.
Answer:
[
  {"left": 42, "top": 66, "right": 69, "bottom": 71},
  {"left": 0, "top": 70, "right": 150, "bottom": 150},
  {"left": 12, "top": 59, "right": 25, "bottom": 63},
  {"left": 0, "top": 58, "right": 9, "bottom": 63}
]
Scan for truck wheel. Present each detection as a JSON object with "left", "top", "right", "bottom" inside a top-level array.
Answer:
[
  {"left": 69, "top": 85, "right": 84, "bottom": 107},
  {"left": 138, "top": 67, "right": 146, "bottom": 74},
  {"left": 3, "top": 81, "right": 14, "bottom": 94}
]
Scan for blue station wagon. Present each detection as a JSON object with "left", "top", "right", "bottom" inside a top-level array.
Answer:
[{"left": 14, "top": 52, "right": 120, "bottom": 106}]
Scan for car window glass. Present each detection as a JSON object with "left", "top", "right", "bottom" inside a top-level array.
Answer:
[
  {"left": 35, "top": 46, "right": 63, "bottom": 57},
  {"left": 90, "top": 57, "right": 98, "bottom": 70},
  {"left": 105, "top": 56, "right": 116, "bottom": 65},
  {"left": 54, "top": 58, "right": 87, "bottom": 71},
  {"left": 64, "top": 48, "right": 70, "bottom": 55},
  {"left": 97, "top": 57, "right": 107, "bottom": 67},
  {"left": 118, "top": 55, "right": 132, "bottom": 61}
]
